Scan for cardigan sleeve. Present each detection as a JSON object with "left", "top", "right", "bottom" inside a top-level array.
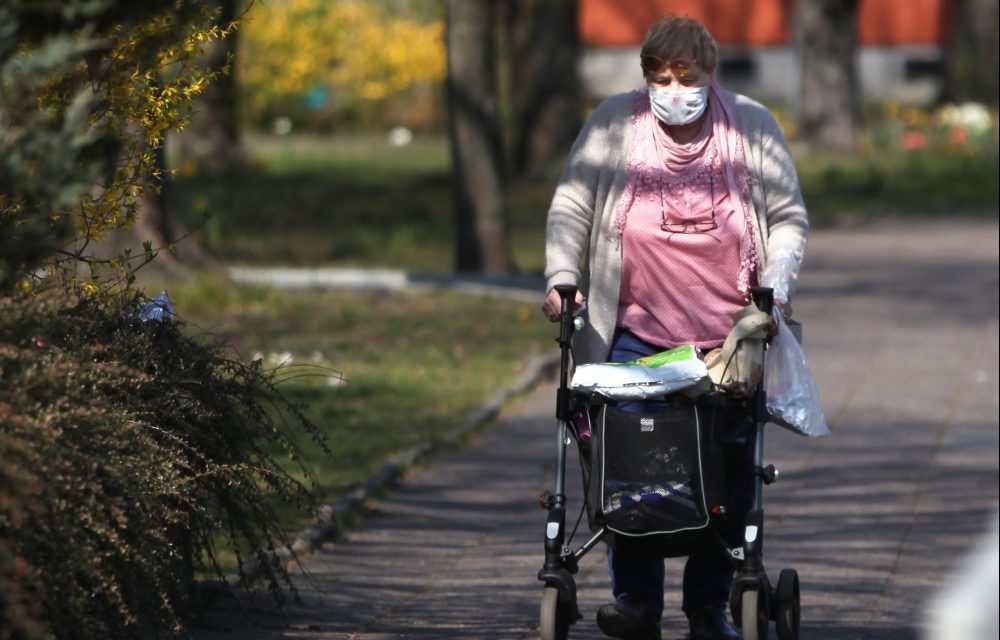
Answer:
[
  {"left": 749, "top": 105, "right": 809, "bottom": 302},
  {"left": 544, "top": 96, "right": 623, "bottom": 293}
]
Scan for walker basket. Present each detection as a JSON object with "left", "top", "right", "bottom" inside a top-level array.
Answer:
[{"left": 587, "top": 402, "right": 726, "bottom": 537}]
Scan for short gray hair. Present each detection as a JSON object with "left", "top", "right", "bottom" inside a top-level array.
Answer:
[{"left": 640, "top": 15, "right": 718, "bottom": 75}]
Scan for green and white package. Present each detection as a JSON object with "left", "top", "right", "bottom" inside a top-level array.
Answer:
[{"left": 570, "top": 345, "right": 709, "bottom": 399}]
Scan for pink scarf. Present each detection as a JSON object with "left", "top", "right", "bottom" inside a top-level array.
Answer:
[{"left": 615, "top": 82, "right": 758, "bottom": 294}]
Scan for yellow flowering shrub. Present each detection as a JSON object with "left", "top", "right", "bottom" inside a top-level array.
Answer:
[
  {"left": 77, "top": 14, "right": 237, "bottom": 246},
  {"left": 0, "top": 1, "right": 235, "bottom": 293},
  {"left": 239, "top": 0, "right": 445, "bottom": 129}
]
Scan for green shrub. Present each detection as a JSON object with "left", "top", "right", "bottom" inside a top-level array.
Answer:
[
  {"left": 1, "top": 4, "right": 334, "bottom": 637},
  {"left": 0, "top": 290, "right": 329, "bottom": 639},
  {"left": 796, "top": 101, "right": 999, "bottom": 222}
]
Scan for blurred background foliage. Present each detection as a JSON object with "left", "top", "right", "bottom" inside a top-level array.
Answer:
[
  {"left": 166, "top": 0, "right": 996, "bottom": 276},
  {"left": 239, "top": 0, "right": 446, "bottom": 132}
]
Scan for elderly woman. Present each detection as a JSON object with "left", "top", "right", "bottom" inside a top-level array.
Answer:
[{"left": 541, "top": 15, "right": 808, "bottom": 640}]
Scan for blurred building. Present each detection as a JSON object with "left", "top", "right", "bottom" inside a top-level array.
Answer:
[{"left": 579, "top": 0, "right": 957, "bottom": 105}]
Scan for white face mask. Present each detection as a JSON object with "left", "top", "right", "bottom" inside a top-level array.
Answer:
[{"left": 648, "top": 85, "right": 709, "bottom": 126}]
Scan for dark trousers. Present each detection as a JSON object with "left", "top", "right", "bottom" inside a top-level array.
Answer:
[{"left": 606, "top": 328, "right": 754, "bottom": 620}]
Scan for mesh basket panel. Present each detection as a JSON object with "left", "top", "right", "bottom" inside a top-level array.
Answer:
[{"left": 596, "top": 404, "right": 710, "bottom": 536}]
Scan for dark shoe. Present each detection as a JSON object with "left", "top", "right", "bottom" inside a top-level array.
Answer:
[
  {"left": 687, "top": 606, "right": 739, "bottom": 640},
  {"left": 596, "top": 598, "right": 661, "bottom": 640}
]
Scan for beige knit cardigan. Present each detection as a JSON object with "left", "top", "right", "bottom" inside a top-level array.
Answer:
[{"left": 544, "top": 88, "right": 809, "bottom": 365}]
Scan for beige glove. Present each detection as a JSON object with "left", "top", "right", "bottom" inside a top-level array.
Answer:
[{"left": 704, "top": 303, "right": 774, "bottom": 396}]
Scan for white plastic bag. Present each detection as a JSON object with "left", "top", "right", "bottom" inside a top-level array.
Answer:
[
  {"left": 571, "top": 345, "right": 709, "bottom": 400},
  {"left": 760, "top": 248, "right": 800, "bottom": 304},
  {"left": 764, "top": 312, "right": 830, "bottom": 437}
]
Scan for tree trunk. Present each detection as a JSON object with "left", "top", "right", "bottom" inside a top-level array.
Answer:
[
  {"left": 89, "top": 0, "right": 243, "bottom": 280},
  {"left": 506, "top": 0, "right": 581, "bottom": 183},
  {"left": 88, "top": 141, "right": 209, "bottom": 279},
  {"left": 90, "top": 0, "right": 243, "bottom": 277},
  {"left": 796, "top": 0, "right": 860, "bottom": 154},
  {"left": 446, "top": 0, "right": 515, "bottom": 274},
  {"left": 941, "top": 0, "right": 999, "bottom": 106},
  {"left": 173, "top": 0, "right": 242, "bottom": 174}
]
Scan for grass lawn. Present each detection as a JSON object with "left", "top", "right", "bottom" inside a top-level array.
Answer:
[
  {"left": 136, "top": 269, "right": 556, "bottom": 554},
  {"left": 156, "top": 276, "right": 554, "bottom": 492},
  {"left": 171, "top": 132, "right": 554, "bottom": 274}
]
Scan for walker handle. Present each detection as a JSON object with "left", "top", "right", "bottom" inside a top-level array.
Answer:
[
  {"left": 554, "top": 284, "right": 578, "bottom": 342},
  {"left": 750, "top": 286, "right": 774, "bottom": 424},
  {"left": 553, "top": 284, "right": 577, "bottom": 420},
  {"left": 751, "top": 287, "right": 774, "bottom": 315}
]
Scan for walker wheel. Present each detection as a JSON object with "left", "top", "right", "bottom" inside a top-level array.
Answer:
[
  {"left": 774, "top": 569, "right": 801, "bottom": 640},
  {"left": 740, "top": 588, "right": 769, "bottom": 640},
  {"left": 540, "top": 584, "right": 570, "bottom": 640}
]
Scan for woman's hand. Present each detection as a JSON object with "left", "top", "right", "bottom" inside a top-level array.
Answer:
[{"left": 541, "top": 288, "right": 586, "bottom": 322}]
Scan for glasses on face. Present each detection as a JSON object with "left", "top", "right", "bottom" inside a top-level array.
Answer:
[
  {"left": 660, "top": 173, "right": 718, "bottom": 234},
  {"left": 640, "top": 55, "right": 698, "bottom": 81}
]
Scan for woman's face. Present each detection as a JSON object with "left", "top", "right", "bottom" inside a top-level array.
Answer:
[{"left": 642, "top": 56, "right": 713, "bottom": 90}]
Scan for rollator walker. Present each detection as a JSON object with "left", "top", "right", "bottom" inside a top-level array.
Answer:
[{"left": 537, "top": 283, "right": 801, "bottom": 640}]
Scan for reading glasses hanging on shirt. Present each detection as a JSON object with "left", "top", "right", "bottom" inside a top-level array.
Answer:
[{"left": 660, "top": 172, "right": 718, "bottom": 234}]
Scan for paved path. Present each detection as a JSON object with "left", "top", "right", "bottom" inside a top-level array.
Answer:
[{"left": 194, "top": 218, "right": 999, "bottom": 640}]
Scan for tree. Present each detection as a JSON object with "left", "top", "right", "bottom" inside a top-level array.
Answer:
[
  {"left": 89, "top": 7, "right": 241, "bottom": 278},
  {"left": 506, "top": 0, "right": 582, "bottom": 182},
  {"left": 92, "top": 133, "right": 210, "bottom": 277},
  {"left": 0, "top": 0, "right": 233, "bottom": 290},
  {"left": 174, "top": 0, "right": 243, "bottom": 174},
  {"left": 941, "top": 0, "right": 1000, "bottom": 107},
  {"left": 98, "top": 0, "right": 244, "bottom": 278},
  {"left": 796, "top": 0, "right": 861, "bottom": 154},
  {"left": 446, "top": 0, "right": 515, "bottom": 273}
]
